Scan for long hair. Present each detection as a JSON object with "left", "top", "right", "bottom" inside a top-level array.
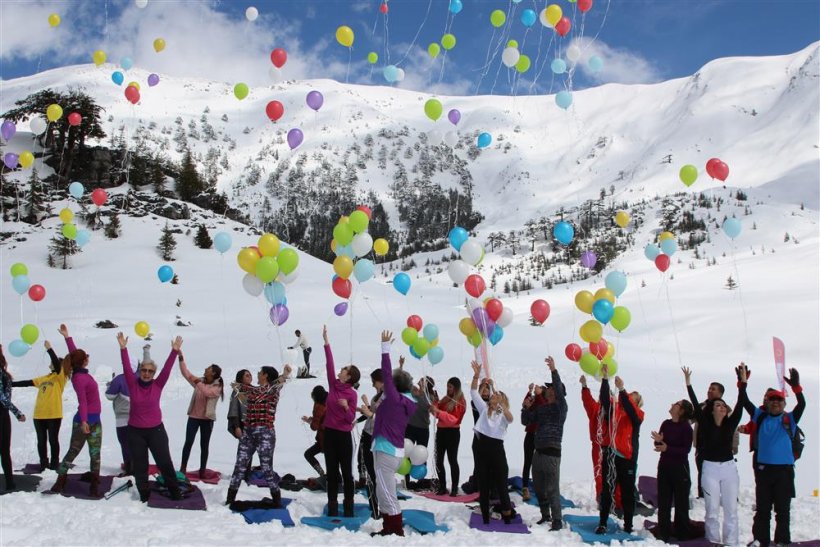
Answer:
[
  {"left": 311, "top": 385, "right": 328, "bottom": 405},
  {"left": 207, "top": 364, "right": 224, "bottom": 400},
  {"left": 234, "top": 369, "right": 250, "bottom": 384},
  {"left": 444, "top": 376, "right": 465, "bottom": 413},
  {"left": 0, "top": 345, "right": 10, "bottom": 380},
  {"left": 61, "top": 350, "right": 86, "bottom": 380}
]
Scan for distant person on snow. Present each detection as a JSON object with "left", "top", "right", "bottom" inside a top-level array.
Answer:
[
  {"left": 178, "top": 355, "right": 224, "bottom": 478},
  {"left": 288, "top": 330, "right": 312, "bottom": 378}
]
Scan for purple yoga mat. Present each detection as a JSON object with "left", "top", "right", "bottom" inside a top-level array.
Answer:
[
  {"left": 419, "top": 491, "right": 479, "bottom": 503},
  {"left": 21, "top": 464, "right": 44, "bottom": 475},
  {"left": 58, "top": 474, "right": 114, "bottom": 500},
  {"left": 639, "top": 475, "right": 659, "bottom": 507},
  {"left": 146, "top": 481, "right": 207, "bottom": 510},
  {"left": 468, "top": 512, "right": 530, "bottom": 534}
]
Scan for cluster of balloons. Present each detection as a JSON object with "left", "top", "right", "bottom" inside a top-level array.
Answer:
[
  {"left": 459, "top": 295, "right": 513, "bottom": 348},
  {"left": 382, "top": 65, "right": 406, "bottom": 83},
  {"left": 237, "top": 233, "right": 301, "bottom": 326},
  {"left": 329, "top": 206, "right": 387, "bottom": 301},
  {"left": 10, "top": 263, "right": 46, "bottom": 302},
  {"left": 398, "top": 440, "right": 428, "bottom": 479},
  {"left": 9, "top": 324, "right": 40, "bottom": 358},
  {"left": 401, "top": 315, "right": 444, "bottom": 364},
  {"left": 706, "top": 158, "right": 729, "bottom": 182},
  {"left": 645, "top": 231, "right": 677, "bottom": 273},
  {"left": 428, "top": 34, "right": 457, "bottom": 59}
]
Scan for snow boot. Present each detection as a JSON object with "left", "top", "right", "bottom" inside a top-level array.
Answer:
[
  {"left": 49, "top": 474, "right": 68, "bottom": 493},
  {"left": 270, "top": 488, "right": 282, "bottom": 508},
  {"left": 226, "top": 487, "right": 238, "bottom": 505},
  {"left": 327, "top": 499, "right": 339, "bottom": 517},
  {"left": 343, "top": 498, "right": 354, "bottom": 518}
]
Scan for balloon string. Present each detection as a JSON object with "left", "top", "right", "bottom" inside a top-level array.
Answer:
[
  {"left": 221, "top": 255, "right": 230, "bottom": 363},
  {"left": 395, "top": 0, "right": 433, "bottom": 68},
  {"left": 634, "top": 279, "right": 659, "bottom": 371},
  {"left": 663, "top": 276, "right": 684, "bottom": 367},
  {"left": 345, "top": 47, "right": 352, "bottom": 84},
  {"left": 729, "top": 241, "right": 751, "bottom": 361}
]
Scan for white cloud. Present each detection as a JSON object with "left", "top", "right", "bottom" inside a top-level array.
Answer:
[{"left": 569, "top": 37, "right": 664, "bottom": 85}]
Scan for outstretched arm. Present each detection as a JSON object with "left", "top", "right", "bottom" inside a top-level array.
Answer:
[
  {"left": 117, "top": 333, "right": 136, "bottom": 389},
  {"left": 784, "top": 368, "right": 805, "bottom": 422},
  {"left": 177, "top": 352, "right": 199, "bottom": 387},
  {"left": 156, "top": 337, "right": 182, "bottom": 389},
  {"left": 323, "top": 325, "right": 335, "bottom": 387},
  {"left": 380, "top": 331, "right": 398, "bottom": 401},
  {"left": 59, "top": 324, "right": 77, "bottom": 353}
]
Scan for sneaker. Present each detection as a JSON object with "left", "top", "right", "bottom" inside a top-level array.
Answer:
[
  {"left": 595, "top": 525, "right": 608, "bottom": 535},
  {"left": 521, "top": 487, "right": 531, "bottom": 501},
  {"left": 550, "top": 521, "right": 562, "bottom": 532}
]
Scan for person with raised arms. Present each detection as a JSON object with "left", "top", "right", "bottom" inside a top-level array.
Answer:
[{"left": 177, "top": 355, "right": 224, "bottom": 478}]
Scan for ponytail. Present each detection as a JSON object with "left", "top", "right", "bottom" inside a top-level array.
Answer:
[
  {"left": 208, "top": 364, "right": 224, "bottom": 400},
  {"left": 61, "top": 355, "right": 74, "bottom": 379}
]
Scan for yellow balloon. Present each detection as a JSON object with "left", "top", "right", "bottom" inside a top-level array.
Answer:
[
  {"left": 579, "top": 320, "right": 603, "bottom": 343},
  {"left": 46, "top": 104, "right": 63, "bottom": 122},
  {"left": 575, "top": 290, "right": 594, "bottom": 314},
  {"left": 153, "top": 38, "right": 166, "bottom": 53},
  {"left": 459, "top": 317, "right": 477, "bottom": 336},
  {"left": 48, "top": 13, "right": 61, "bottom": 28},
  {"left": 330, "top": 239, "right": 337, "bottom": 253},
  {"left": 545, "top": 4, "right": 562, "bottom": 26},
  {"left": 614, "top": 211, "right": 630, "bottom": 228},
  {"left": 258, "top": 233, "right": 281, "bottom": 257},
  {"left": 237, "top": 247, "right": 260, "bottom": 274},
  {"left": 659, "top": 231, "right": 675, "bottom": 242},
  {"left": 59, "top": 208, "right": 74, "bottom": 223},
  {"left": 128, "top": 81, "right": 141, "bottom": 91},
  {"left": 92, "top": 50, "right": 107, "bottom": 66},
  {"left": 605, "top": 342, "right": 615, "bottom": 359},
  {"left": 19, "top": 151, "right": 35, "bottom": 169},
  {"left": 336, "top": 25, "right": 354, "bottom": 48},
  {"left": 135, "top": 321, "right": 150, "bottom": 338},
  {"left": 594, "top": 288, "right": 616, "bottom": 305},
  {"left": 333, "top": 255, "right": 354, "bottom": 279},
  {"left": 373, "top": 238, "right": 389, "bottom": 256}
]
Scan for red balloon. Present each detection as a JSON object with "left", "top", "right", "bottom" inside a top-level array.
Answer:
[
  {"left": 91, "top": 188, "right": 108, "bottom": 206},
  {"left": 464, "top": 274, "right": 486, "bottom": 298},
  {"left": 530, "top": 299, "right": 550, "bottom": 324},
  {"left": 356, "top": 205, "right": 372, "bottom": 219},
  {"left": 578, "top": 0, "right": 593, "bottom": 13},
  {"left": 555, "top": 17, "right": 571, "bottom": 37},
  {"left": 332, "top": 276, "right": 352, "bottom": 299},
  {"left": 705, "top": 158, "right": 721, "bottom": 179},
  {"left": 565, "top": 343, "right": 582, "bottom": 362},
  {"left": 67, "top": 112, "right": 82, "bottom": 127},
  {"left": 28, "top": 284, "right": 46, "bottom": 302},
  {"left": 124, "top": 85, "right": 139, "bottom": 104},
  {"left": 379, "top": 2, "right": 388, "bottom": 13},
  {"left": 485, "top": 298, "right": 503, "bottom": 322},
  {"left": 406, "top": 315, "right": 423, "bottom": 331},
  {"left": 655, "top": 254, "right": 670, "bottom": 272},
  {"left": 270, "top": 48, "right": 287, "bottom": 69},
  {"left": 713, "top": 161, "right": 729, "bottom": 182},
  {"left": 265, "top": 100, "right": 284, "bottom": 122},
  {"left": 589, "top": 339, "right": 607, "bottom": 359}
]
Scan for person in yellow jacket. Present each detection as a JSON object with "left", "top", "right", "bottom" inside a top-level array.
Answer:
[{"left": 12, "top": 340, "right": 70, "bottom": 471}]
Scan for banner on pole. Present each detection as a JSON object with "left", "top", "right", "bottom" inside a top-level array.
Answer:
[{"left": 773, "top": 337, "right": 788, "bottom": 396}]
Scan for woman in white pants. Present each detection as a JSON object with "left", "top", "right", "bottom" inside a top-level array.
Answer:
[{"left": 683, "top": 366, "right": 748, "bottom": 546}]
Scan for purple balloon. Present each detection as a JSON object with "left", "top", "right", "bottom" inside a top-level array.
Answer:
[
  {"left": 447, "top": 109, "right": 461, "bottom": 125},
  {"left": 580, "top": 250, "right": 597, "bottom": 269},
  {"left": 1, "top": 120, "right": 16, "bottom": 141},
  {"left": 147, "top": 73, "right": 160, "bottom": 87},
  {"left": 471, "top": 307, "right": 496, "bottom": 336},
  {"left": 306, "top": 90, "right": 324, "bottom": 111},
  {"left": 334, "top": 302, "right": 348, "bottom": 316},
  {"left": 269, "top": 304, "right": 289, "bottom": 326},
  {"left": 3, "top": 152, "right": 19, "bottom": 169},
  {"left": 287, "top": 128, "right": 304, "bottom": 150}
]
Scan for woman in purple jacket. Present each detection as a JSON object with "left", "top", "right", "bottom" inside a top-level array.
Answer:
[
  {"left": 321, "top": 325, "right": 360, "bottom": 517},
  {"left": 371, "top": 331, "right": 416, "bottom": 537}
]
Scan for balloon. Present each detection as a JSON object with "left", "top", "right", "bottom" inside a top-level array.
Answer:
[
  {"left": 705, "top": 158, "right": 720, "bottom": 178},
  {"left": 112, "top": 71, "right": 124, "bottom": 86},
  {"left": 332, "top": 276, "right": 352, "bottom": 299},
  {"left": 66, "top": 112, "right": 82, "bottom": 127},
  {"left": 28, "top": 284, "right": 46, "bottom": 302},
  {"left": 464, "top": 274, "right": 485, "bottom": 298},
  {"left": 507, "top": 40, "right": 519, "bottom": 48},
  {"left": 246, "top": 6, "right": 259, "bottom": 21},
  {"left": 157, "top": 265, "right": 174, "bottom": 283},
  {"left": 12, "top": 275, "right": 30, "bottom": 295},
  {"left": 423, "top": 324, "right": 439, "bottom": 343},
  {"left": 153, "top": 38, "right": 166, "bottom": 53},
  {"left": 565, "top": 343, "right": 582, "bottom": 362},
  {"left": 447, "top": 109, "right": 461, "bottom": 126},
  {"left": 8, "top": 340, "right": 30, "bottom": 357},
  {"left": 348, "top": 210, "right": 369, "bottom": 234},
  {"left": 555, "top": 17, "right": 571, "bottom": 37},
  {"left": 383, "top": 65, "right": 399, "bottom": 83},
  {"left": 135, "top": 321, "right": 150, "bottom": 338},
  {"left": 333, "top": 223, "right": 354, "bottom": 246},
  {"left": 257, "top": 233, "right": 280, "bottom": 257},
  {"left": 444, "top": 227, "right": 468, "bottom": 252},
  {"left": 62, "top": 223, "right": 77, "bottom": 240},
  {"left": 401, "top": 327, "right": 419, "bottom": 346},
  {"left": 269, "top": 304, "right": 289, "bottom": 326},
  {"left": 600, "top": 356, "right": 618, "bottom": 377},
  {"left": 644, "top": 243, "right": 661, "bottom": 261},
  {"left": 3, "top": 153, "right": 18, "bottom": 169},
  {"left": 75, "top": 229, "right": 91, "bottom": 248},
  {"left": 578, "top": 0, "right": 593, "bottom": 12},
  {"left": 442, "top": 260, "right": 469, "bottom": 286},
  {"left": 332, "top": 256, "right": 353, "bottom": 280},
  {"left": 367, "top": 52, "right": 378, "bottom": 64},
  {"left": 124, "top": 85, "right": 140, "bottom": 104},
  {"left": 277, "top": 248, "right": 299, "bottom": 275},
  {"left": 605, "top": 342, "right": 615, "bottom": 359},
  {"left": 135, "top": 0, "right": 148, "bottom": 8},
  {"left": 713, "top": 161, "right": 729, "bottom": 182},
  {"left": 551, "top": 58, "right": 567, "bottom": 74},
  {"left": 497, "top": 306, "right": 514, "bottom": 328},
  {"left": 459, "top": 239, "right": 483, "bottom": 265},
  {"left": 605, "top": 271, "right": 627, "bottom": 297},
  {"left": 579, "top": 320, "right": 603, "bottom": 343},
  {"left": 679, "top": 165, "right": 698, "bottom": 186},
  {"left": 467, "top": 330, "right": 483, "bottom": 348},
  {"left": 594, "top": 288, "right": 615, "bottom": 304},
  {"left": 553, "top": 221, "right": 574, "bottom": 245},
  {"left": 350, "top": 233, "right": 373, "bottom": 258},
  {"left": 566, "top": 45, "right": 582, "bottom": 62},
  {"left": 443, "top": 131, "right": 458, "bottom": 147},
  {"left": 530, "top": 299, "right": 550, "bottom": 324},
  {"left": 449, "top": 0, "right": 462, "bottom": 14},
  {"left": 502, "top": 47, "right": 520, "bottom": 68},
  {"left": 306, "top": 91, "right": 324, "bottom": 111},
  {"left": 91, "top": 188, "right": 107, "bottom": 206},
  {"left": 588, "top": 55, "right": 604, "bottom": 72},
  {"left": 475, "top": 132, "right": 493, "bottom": 149},
  {"left": 441, "top": 34, "right": 456, "bottom": 50},
  {"left": 270, "top": 48, "right": 287, "bottom": 68},
  {"left": 237, "top": 247, "right": 260, "bottom": 274},
  {"left": 242, "top": 274, "right": 264, "bottom": 297},
  {"left": 555, "top": 90, "right": 573, "bottom": 110},
  {"left": 334, "top": 302, "right": 348, "bottom": 316},
  {"left": 262, "top": 283, "right": 286, "bottom": 305},
  {"left": 28, "top": 118, "right": 46, "bottom": 138},
  {"left": 405, "top": 315, "right": 423, "bottom": 331},
  {"left": 412, "top": 338, "right": 430, "bottom": 358},
  {"left": 48, "top": 13, "right": 61, "bottom": 27},
  {"left": 120, "top": 57, "right": 134, "bottom": 70},
  {"left": 287, "top": 128, "right": 303, "bottom": 150},
  {"left": 592, "top": 299, "right": 614, "bottom": 324},
  {"left": 424, "top": 99, "right": 443, "bottom": 122},
  {"left": 580, "top": 250, "right": 597, "bottom": 269},
  {"left": 10, "top": 263, "right": 27, "bottom": 277},
  {"left": 351, "top": 258, "right": 374, "bottom": 283},
  {"left": 1, "top": 120, "right": 16, "bottom": 141},
  {"left": 660, "top": 238, "right": 677, "bottom": 256},
  {"left": 489, "top": 325, "right": 504, "bottom": 346},
  {"left": 658, "top": 231, "right": 675, "bottom": 242},
  {"left": 490, "top": 9, "right": 506, "bottom": 27},
  {"left": 19, "top": 151, "right": 34, "bottom": 169},
  {"left": 234, "top": 83, "right": 249, "bottom": 100},
  {"left": 256, "top": 256, "right": 280, "bottom": 283},
  {"left": 393, "top": 272, "right": 411, "bottom": 295},
  {"left": 610, "top": 306, "right": 631, "bottom": 332},
  {"left": 515, "top": 55, "right": 531, "bottom": 73},
  {"left": 58, "top": 208, "right": 74, "bottom": 223},
  {"left": 721, "top": 217, "right": 742, "bottom": 239},
  {"left": 428, "top": 346, "right": 444, "bottom": 365},
  {"left": 458, "top": 317, "right": 477, "bottom": 337},
  {"left": 265, "top": 100, "right": 284, "bottom": 122},
  {"left": 589, "top": 339, "right": 607, "bottom": 359},
  {"left": 46, "top": 104, "right": 63, "bottom": 123},
  {"left": 428, "top": 43, "right": 441, "bottom": 59},
  {"left": 521, "top": 9, "right": 537, "bottom": 26},
  {"left": 356, "top": 205, "right": 372, "bottom": 219},
  {"left": 545, "top": 4, "right": 562, "bottom": 26},
  {"left": 373, "top": 238, "right": 389, "bottom": 256},
  {"left": 614, "top": 211, "right": 630, "bottom": 228},
  {"left": 213, "top": 232, "right": 232, "bottom": 254},
  {"left": 575, "top": 290, "right": 594, "bottom": 314},
  {"left": 580, "top": 352, "right": 601, "bottom": 376},
  {"left": 485, "top": 299, "right": 503, "bottom": 322},
  {"left": 471, "top": 307, "right": 495, "bottom": 336},
  {"left": 655, "top": 254, "right": 670, "bottom": 273},
  {"left": 397, "top": 458, "right": 412, "bottom": 475},
  {"left": 90, "top": 50, "right": 107, "bottom": 67},
  {"left": 336, "top": 25, "right": 354, "bottom": 47}
]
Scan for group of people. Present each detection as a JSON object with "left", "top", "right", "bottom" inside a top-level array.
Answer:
[{"left": 0, "top": 326, "right": 808, "bottom": 547}]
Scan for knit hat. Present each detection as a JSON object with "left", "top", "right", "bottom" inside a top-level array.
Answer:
[{"left": 140, "top": 344, "right": 155, "bottom": 366}]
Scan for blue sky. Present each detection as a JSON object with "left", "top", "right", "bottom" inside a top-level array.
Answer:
[{"left": 1, "top": 0, "right": 818, "bottom": 96}]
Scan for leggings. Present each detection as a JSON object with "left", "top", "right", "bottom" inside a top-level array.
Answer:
[
  {"left": 475, "top": 433, "right": 512, "bottom": 521},
  {"left": 34, "top": 418, "right": 61, "bottom": 467},
  {"left": 305, "top": 441, "right": 325, "bottom": 476},
  {"left": 522, "top": 430, "right": 535, "bottom": 488},
  {"left": 374, "top": 450, "right": 403, "bottom": 516},
  {"left": 230, "top": 425, "right": 278, "bottom": 491},
  {"left": 58, "top": 421, "right": 102, "bottom": 475},
  {"left": 116, "top": 425, "right": 131, "bottom": 466},
  {"left": 324, "top": 428, "right": 354, "bottom": 508},
  {"left": 128, "top": 423, "right": 179, "bottom": 493},
  {"left": 0, "top": 409, "right": 12, "bottom": 484},
  {"left": 358, "top": 431, "right": 378, "bottom": 517},
  {"left": 599, "top": 448, "right": 637, "bottom": 529},
  {"left": 435, "top": 428, "right": 460, "bottom": 490},
  {"left": 180, "top": 417, "right": 214, "bottom": 472}
]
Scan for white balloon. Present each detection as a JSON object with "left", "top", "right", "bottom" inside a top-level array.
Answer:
[
  {"left": 395, "top": 68, "right": 405, "bottom": 82},
  {"left": 539, "top": 8, "right": 553, "bottom": 28},
  {"left": 447, "top": 260, "right": 471, "bottom": 284},
  {"left": 135, "top": 0, "right": 148, "bottom": 8},
  {"left": 351, "top": 232, "right": 373, "bottom": 258},
  {"left": 459, "top": 239, "right": 484, "bottom": 266},
  {"left": 497, "top": 306, "right": 514, "bottom": 328},
  {"left": 245, "top": 6, "right": 258, "bottom": 21},
  {"left": 501, "top": 47, "right": 520, "bottom": 68},
  {"left": 409, "top": 444, "right": 428, "bottom": 466},
  {"left": 242, "top": 274, "right": 264, "bottom": 297},
  {"left": 278, "top": 269, "right": 299, "bottom": 285},
  {"left": 566, "top": 45, "right": 581, "bottom": 63},
  {"left": 427, "top": 129, "right": 443, "bottom": 145},
  {"left": 404, "top": 438, "right": 415, "bottom": 453},
  {"left": 443, "top": 131, "right": 458, "bottom": 147},
  {"left": 30, "top": 117, "right": 47, "bottom": 135}
]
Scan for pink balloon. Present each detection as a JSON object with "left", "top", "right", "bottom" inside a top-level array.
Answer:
[{"left": 530, "top": 299, "right": 550, "bottom": 324}]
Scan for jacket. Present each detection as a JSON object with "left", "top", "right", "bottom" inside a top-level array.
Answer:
[
  {"left": 121, "top": 347, "right": 177, "bottom": 428},
  {"left": 180, "top": 359, "right": 221, "bottom": 421},
  {"left": 743, "top": 385, "right": 806, "bottom": 465},
  {"left": 372, "top": 347, "right": 416, "bottom": 449},
  {"left": 520, "top": 369, "right": 568, "bottom": 451},
  {"left": 105, "top": 374, "right": 131, "bottom": 427},
  {"left": 0, "top": 369, "right": 23, "bottom": 419},
  {"left": 12, "top": 348, "right": 67, "bottom": 419},
  {"left": 600, "top": 378, "right": 644, "bottom": 461},
  {"left": 435, "top": 395, "right": 466, "bottom": 428},
  {"left": 71, "top": 369, "right": 102, "bottom": 424},
  {"left": 323, "top": 344, "right": 357, "bottom": 432}
]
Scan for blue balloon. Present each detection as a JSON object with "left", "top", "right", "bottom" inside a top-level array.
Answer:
[
  {"left": 660, "top": 238, "right": 678, "bottom": 256},
  {"left": 644, "top": 244, "right": 661, "bottom": 261},
  {"left": 555, "top": 90, "right": 573, "bottom": 110},
  {"left": 449, "top": 0, "right": 462, "bottom": 14},
  {"left": 553, "top": 221, "right": 574, "bottom": 245},
  {"left": 550, "top": 58, "right": 567, "bottom": 74},
  {"left": 410, "top": 464, "right": 427, "bottom": 480},
  {"left": 11, "top": 274, "right": 30, "bottom": 295},
  {"left": 448, "top": 226, "right": 468, "bottom": 251},
  {"left": 427, "top": 346, "right": 444, "bottom": 365},
  {"left": 489, "top": 324, "right": 504, "bottom": 346},
  {"left": 214, "top": 232, "right": 232, "bottom": 254},
  {"left": 393, "top": 272, "right": 411, "bottom": 295},
  {"left": 353, "top": 258, "right": 375, "bottom": 283},
  {"left": 111, "top": 71, "right": 124, "bottom": 86},
  {"left": 605, "top": 271, "right": 627, "bottom": 297},
  {"left": 75, "top": 229, "right": 91, "bottom": 248},
  {"left": 336, "top": 244, "right": 354, "bottom": 258},
  {"left": 409, "top": 346, "right": 421, "bottom": 359},
  {"left": 157, "top": 265, "right": 174, "bottom": 283},
  {"left": 8, "top": 339, "right": 30, "bottom": 357},
  {"left": 477, "top": 132, "right": 492, "bottom": 149},
  {"left": 422, "top": 324, "right": 439, "bottom": 342},
  {"left": 68, "top": 181, "right": 84, "bottom": 199},
  {"left": 592, "top": 299, "right": 614, "bottom": 324},
  {"left": 588, "top": 55, "right": 604, "bottom": 72},
  {"left": 722, "top": 218, "right": 741, "bottom": 240},
  {"left": 120, "top": 57, "right": 133, "bottom": 71},
  {"left": 383, "top": 65, "right": 399, "bottom": 83},
  {"left": 264, "top": 281, "right": 287, "bottom": 305},
  {"left": 521, "top": 9, "right": 537, "bottom": 26}
]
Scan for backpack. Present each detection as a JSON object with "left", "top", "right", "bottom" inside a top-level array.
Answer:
[{"left": 755, "top": 412, "right": 805, "bottom": 460}]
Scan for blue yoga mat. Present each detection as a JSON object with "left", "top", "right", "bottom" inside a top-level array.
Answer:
[
  {"left": 300, "top": 503, "right": 371, "bottom": 531},
  {"left": 403, "top": 509, "right": 449, "bottom": 534},
  {"left": 564, "top": 514, "right": 643, "bottom": 545},
  {"left": 241, "top": 508, "right": 295, "bottom": 526},
  {"left": 508, "top": 476, "right": 576, "bottom": 508},
  {"left": 356, "top": 487, "right": 411, "bottom": 500}
]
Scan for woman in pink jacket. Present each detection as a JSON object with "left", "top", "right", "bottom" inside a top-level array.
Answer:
[{"left": 177, "top": 353, "right": 223, "bottom": 477}]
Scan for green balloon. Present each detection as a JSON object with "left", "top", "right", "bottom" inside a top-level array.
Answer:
[
  {"left": 367, "top": 51, "right": 378, "bottom": 64},
  {"left": 255, "top": 256, "right": 279, "bottom": 283},
  {"left": 412, "top": 338, "right": 431, "bottom": 358},
  {"left": 515, "top": 54, "right": 531, "bottom": 73},
  {"left": 579, "top": 352, "right": 601, "bottom": 376},
  {"left": 427, "top": 43, "right": 440, "bottom": 59},
  {"left": 333, "top": 223, "right": 354, "bottom": 246},
  {"left": 397, "top": 457, "right": 411, "bottom": 475},
  {"left": 234, "top": 82, "right": 249, "bottom": 100},
  {"left": 21, "top": 324, "right": 39, "bottom": 345},
  {"left": 277, "top": 248, "right": 299, "bottom": 275},
  {"left": 610, "top": 306, "right": 632, "bottom": 332},
  {"left": 401, "top": 327, "right": 418, "bottom": 346},
  {"left": 348, "top": 210, "right": 369, "bottom": 234},
  {"left": 679, "top": 165, "right": 698, "bottom": 187},
  {"left": 441, "top": 33, "right": 456, "bottom": 50},
  {"left": 424, "top": 99, "right": 443, "bottom": 122},
  {"left": 490, "top": 9, "right": 506, "bottom": 27},
  {"left": 10, "top": 263, "right": 28, "bottom": 277},
  {"left": 62, "top": 223, "right": 77, "bottom": 240},
  {"left": 467, "top": 330, "right": 482, "bottom": 348},
  {"left": 507, "top": 39, "right": 518, "bottom": 48},
  {"left": 601, "top": 356, "right": 618, "bottom": 376}
]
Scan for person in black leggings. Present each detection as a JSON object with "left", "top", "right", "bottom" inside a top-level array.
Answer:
[
  {"left": 1, "top": 344, "right": 27, "bottom": 491},
  {"left": 431, "top": 377, "right": 466, "bottom": 496}
]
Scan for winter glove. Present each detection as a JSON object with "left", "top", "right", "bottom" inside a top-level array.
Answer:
[{"left": 784, "top": 368, "right": 801, "bottom": 393}]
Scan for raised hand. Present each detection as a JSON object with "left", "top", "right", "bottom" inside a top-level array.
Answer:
[
  {"left": 398, "top": 355, "right": 405, "bottom": 368},
  {"left": 579, "top": 375, "right": 587, "bottom": 388},
  {"left": 784, "top": 368, "right": 800, "bottom": 388},
  {"left": 601, "top": 363, "right": 609, "bottom": 379},
  {"left": 681, "top": 366, "right": 692, "bottom": 385},
  {"left": 283, "top": 364, "right": 292, "bottom": 378},
  {"left": 171, "top": 336, "right": 183, "bottom": 351},
  {"left": 58, "top": 324, "right": 69, "bottom": 338},
  {"left": 44, "top": 340, "right": 52, "bottom": 351},
  {"left": 322, "top": 325, "right": 329, "bottom": 345},
  {"left": 614, "top": 376, "right": 624, "bottom": 390},
  {"left": 116, "top": 332, "right": 128, "bottom": 349},
  {"left": 381, "top": 330, "right": 394, "bottom": 344},
  {"left": 545, "top": 356, "right": 556, "bottom": 371},
  {"left": 735, "top": 363, "right": 751, "bottom": 382},
  {"left": 471, "top": 360, "right": 481, "bottom": 377}
]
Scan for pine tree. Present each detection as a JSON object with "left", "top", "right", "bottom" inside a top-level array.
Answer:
[
  {"left": 177, "top": 150, "right": 204, "bottom": 202},
  {"left": 23, "top": 168, "right": 49, "bottom": 224},
  {"left": 725, "top": 275, "right": 738, "bottom": 290},
  {"left": 48, "top": 233, "right": 80, "bottom": 269},
  {"left": 157, "top": 223, "right": 177, "bottom": 261},
  {"left": 105, "top": 213, "right": 121, "bottom": 239},
  {"left": 194, "top": 224, "right": 213, "bottom": 249}
]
